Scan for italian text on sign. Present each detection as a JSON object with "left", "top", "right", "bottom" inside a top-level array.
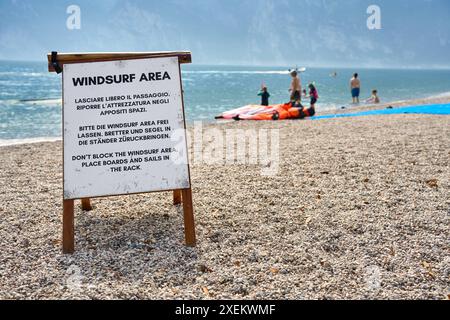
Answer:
[{"left": 62, "top": 57, "right": 190, "bottom": 199}]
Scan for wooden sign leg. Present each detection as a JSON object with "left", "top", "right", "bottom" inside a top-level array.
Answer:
[
  {"left": 181, "top": 188, "right": 196, "bottom": 247},
  {"left": 81, "top": 198, "right": 93, "bottom": 211},
  {"left": 63, "top": 199, "right": 75, "bottom": 254},
  {"left": 173, "top": 190, "right": 182, "bottom": 205}
]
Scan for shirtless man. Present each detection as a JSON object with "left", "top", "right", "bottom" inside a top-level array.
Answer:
[
  {"left": 289, "top": 70, "right": 302, "bottom": 103},
  {"left": 350, "top": 73, "right": 361, "bottom": 103}
]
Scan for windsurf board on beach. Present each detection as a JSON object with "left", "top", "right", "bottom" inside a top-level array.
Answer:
[{"left": 215, "top": 101, "right": 317, "bottom": 121}]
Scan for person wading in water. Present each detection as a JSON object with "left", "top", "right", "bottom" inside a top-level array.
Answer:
[
  {"left": 350, "top": 73, "right": 361, "bottom": 104},
  {"left": 289, "top": 70, "right": 302, "bottom": 104},
  {"left": 257, "top": 85, "right": 270, "bottom": 106}
]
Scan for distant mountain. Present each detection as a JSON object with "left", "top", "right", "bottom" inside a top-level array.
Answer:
[{"left": 0, "top": 0, "right": 449, "bottom": 68}]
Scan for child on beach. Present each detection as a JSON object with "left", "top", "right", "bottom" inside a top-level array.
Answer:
[
  {"left": 366, "top": 89, "right": 380, "bottom": 104},
  {"left": 257, "top": 86, "right": 270, "bottom": 106},
  {"left": 308, "top": 83, "right": 319, "bottom": 109}
]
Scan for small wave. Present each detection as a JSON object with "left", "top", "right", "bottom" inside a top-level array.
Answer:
[
  {"left": 430, "top": 91, "right": 450, "bottom": 99},
  {"left": 20, "top": 98, "right": 62, "bottom": 105},
  {"left": 0, "top": 98, "right": 62, "bottom": 106},
  {"left": 317, "top": 103, "right": 340, "bottom": 111},
  {"left": 182, "top": 70, "right": 291, "bottom": 75},
  {"left": 0, "top": 71, "right": 49, "bottom": 77},
  {"left": 23, "top": 72, "right": 47, "bottom": 77},
  {"left": 0, "top": 137, "right": 61, "bottom": 147}
]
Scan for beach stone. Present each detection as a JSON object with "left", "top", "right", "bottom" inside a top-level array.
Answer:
[{"left": 0, "top": 113, "right": 449, "bottom": 299}]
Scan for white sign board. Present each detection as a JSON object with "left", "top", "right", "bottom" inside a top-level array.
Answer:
[{"left": 62, "top": 57, "right": 190, "bottom": 199}]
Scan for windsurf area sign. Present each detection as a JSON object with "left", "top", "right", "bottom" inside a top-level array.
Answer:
[{"left": 62, "top": 57, "right": 190, "bottom": 199}]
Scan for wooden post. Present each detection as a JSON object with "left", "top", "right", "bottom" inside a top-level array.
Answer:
[
  {"left": 181, "top": 188, "right": 196, "bottom": 246},
  {"left": 63, "top": 199, "right": 75, "bottom": 254},
  {"left": 81, "top": 198, "right": 93, "bottom": 211},
  {"left": 173, "top": 190, "right": 182, "bottom": 205}
]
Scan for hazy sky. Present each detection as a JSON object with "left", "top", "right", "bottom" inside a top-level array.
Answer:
[{"left": 0, "top": 0, "right": 449, "bottom": 68}]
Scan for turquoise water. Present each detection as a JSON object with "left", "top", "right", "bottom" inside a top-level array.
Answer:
[{"left": 1, "top": 60, "right": 450, "bottom": 142}]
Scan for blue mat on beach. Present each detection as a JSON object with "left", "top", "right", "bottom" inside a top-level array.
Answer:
[{"left": 312, "top": 104, "right": 450, "bottom": 120}]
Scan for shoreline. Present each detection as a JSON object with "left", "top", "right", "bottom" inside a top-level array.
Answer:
[
  {"left": 0, "top": 137, "right": 62, "bottom": 147},
  {"left": 1, "top": 94, "right": 449, "bottom": 147}
]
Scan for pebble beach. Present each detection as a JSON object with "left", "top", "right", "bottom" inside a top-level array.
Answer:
[{"left": 0, "top": 99, "right": 449, "bottom": 300}]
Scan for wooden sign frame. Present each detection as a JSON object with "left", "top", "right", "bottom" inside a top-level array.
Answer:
[{"left": 47, "top": 51, "right": 195, "bottom": 254}]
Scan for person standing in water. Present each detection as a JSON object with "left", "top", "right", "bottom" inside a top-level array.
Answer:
[
  {"left": 257, "top": 86, "right": 270, "bottom": 106},
  {"left": 350, "top": 73, "right": 361, "bottom": 104},
  {"left": 289, "top": 70, "right": 302, "bottom": 103}
]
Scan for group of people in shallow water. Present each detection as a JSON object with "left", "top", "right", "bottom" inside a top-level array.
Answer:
[
  {"left": 350, "top": 73, "right": 380, "bottom": 104},
  {"left": 257, "top": 70, "right": 381, "bottom": 119}
]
